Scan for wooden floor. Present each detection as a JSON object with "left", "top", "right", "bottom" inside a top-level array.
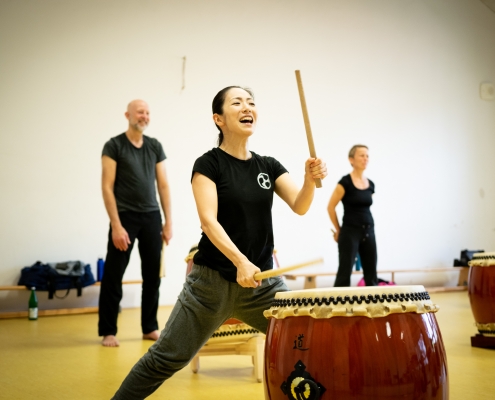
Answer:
[{"left": 0, "top": 291, "right": 494, "bottom": 399}]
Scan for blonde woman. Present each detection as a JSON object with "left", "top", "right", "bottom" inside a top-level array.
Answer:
[{"left": 327, "top": 145, "right": 378, "bottom": 287}]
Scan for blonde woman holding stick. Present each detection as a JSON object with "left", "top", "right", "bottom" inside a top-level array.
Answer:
[{"left": 327, "top": 145, "right": 378, "bottom": 287}]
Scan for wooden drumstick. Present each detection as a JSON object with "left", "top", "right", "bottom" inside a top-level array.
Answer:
[
  {"left": 159, "top": 241, "right": 166, "bottom": 278},
  {"left": 253, "top": 258, "right": 324, "bottom": 280},
  {"left": 295, "top": 70, "right": 322, "bottom": 188}
]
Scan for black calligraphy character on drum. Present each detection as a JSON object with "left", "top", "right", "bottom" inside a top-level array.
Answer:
[{"left": 293, "top": 334, "right": 309, "bottom": 351}]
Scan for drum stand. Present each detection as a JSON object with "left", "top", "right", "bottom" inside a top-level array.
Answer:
[
  {"left": 471, "top": 334, "right": 495, "bottom": 349},
  {"left": 190, "top": 333, "right": 265, "bottom": 382}
]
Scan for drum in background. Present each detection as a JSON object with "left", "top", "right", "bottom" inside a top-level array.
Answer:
[
  {"left": 263, "top": 285, "right": 448, "bottom": 400},
  {"left": 184, "top": 244, "right": 199, "bottom": 276},
  {"left": 468, "top": 252, "right": 495, "bottom": 337},
  {"left": 206, "top": 318, "right": 262, "bottom": 344}
]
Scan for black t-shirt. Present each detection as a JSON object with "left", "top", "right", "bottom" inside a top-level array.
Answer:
[
  {"left": 191, "top": 148, "right": 288, "bottom": 282},
  {"left": 102, "top": 133, "right": 166, "bottom": 213},
  {"left": 339, "top": 174, "right": 375, "bottom": 227}
]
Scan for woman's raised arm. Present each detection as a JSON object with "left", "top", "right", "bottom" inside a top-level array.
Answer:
[{"left": 274, "top": 157, "right": 327, "bottom": 215}]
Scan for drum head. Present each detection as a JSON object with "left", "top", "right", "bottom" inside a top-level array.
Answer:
[
  {"left": 264, "top": 285, "right": 438, "bottom": 320},
  {"left": 469, "top": 251, "right": 495, "bottom": 267}
]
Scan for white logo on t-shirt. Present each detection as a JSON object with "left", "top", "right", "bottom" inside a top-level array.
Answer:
[{"left": 257, "top": 173, "right": 271, "bottom": 189}]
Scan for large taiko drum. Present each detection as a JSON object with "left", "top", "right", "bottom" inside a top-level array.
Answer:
[
  {"left": 263, "top": 285, "right": 448, "bottom": 400},
  {"left": 468, "top": 252, "right": 495, "bottom": 337}
]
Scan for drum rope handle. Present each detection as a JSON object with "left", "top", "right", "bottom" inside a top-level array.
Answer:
[{"left": 295, "top": 379, "right": 320, "bottom": 400}]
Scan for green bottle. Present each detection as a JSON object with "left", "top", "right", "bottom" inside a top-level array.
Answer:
[{"left": 28, "top": 287, "right": 38, "bottom": 320}]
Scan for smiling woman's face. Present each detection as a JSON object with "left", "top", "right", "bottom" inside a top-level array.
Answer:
[{"left": 213, "top": 87, "right": 257, "bottom": 137}]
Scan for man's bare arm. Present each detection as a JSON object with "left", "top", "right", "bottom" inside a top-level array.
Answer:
[
  {"left": 156, "top": 160, "right": 172, "bottom": 244},
  {"left": 102, "top": 155, "right": 130, "bottom": 251}
]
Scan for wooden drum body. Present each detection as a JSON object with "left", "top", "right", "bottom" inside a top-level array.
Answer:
[
  {"left": 263, "top": 286, "right": 448, "bottom": 400},
  {"left": 468, "top": 252, "right": 495, "bottom": 336}
]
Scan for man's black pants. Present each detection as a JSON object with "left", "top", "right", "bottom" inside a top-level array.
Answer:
[
  {"left": 98, "top": 210, "right": 162, "bottom": 336},
  {"left": 334, "top": 224, "right": 378, "bottom": 287}
]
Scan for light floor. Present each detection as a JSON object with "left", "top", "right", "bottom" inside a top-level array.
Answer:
[{"left": 0, "top": 291, "right": 494, "bottom": 399}]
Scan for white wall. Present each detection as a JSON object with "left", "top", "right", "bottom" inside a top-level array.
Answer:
[{"left": 1, "top": 0, "right": 494, "bottom": 313}]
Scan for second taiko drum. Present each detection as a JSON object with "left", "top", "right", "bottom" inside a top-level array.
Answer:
[{"left": 468, "top": 252, "right": 495, "bottom": 337}]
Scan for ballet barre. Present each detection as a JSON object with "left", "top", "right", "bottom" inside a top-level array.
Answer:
[
  {"left": 283, "top": 267, "right": 470, "bottom": 291},
  {"left": 0, "top": 280, "right": 143, "bottom": 291},
  {"left": 0, "top": 280, "right": 143, "bottom": 319}
]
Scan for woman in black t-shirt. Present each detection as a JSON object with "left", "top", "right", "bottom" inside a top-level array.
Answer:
[
  {"left": 111, "top": 86, "right": 327, "bottom": 399},
  {"left": 327, "top": 144, "right": 378, "bottom": 287},
  {"left": 191, "top": 86, "right": 326, "bottom": 288}
]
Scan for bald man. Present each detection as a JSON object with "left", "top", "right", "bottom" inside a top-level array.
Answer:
[{"left": 98, "top": 100, "right": 172, "bottom": 347}]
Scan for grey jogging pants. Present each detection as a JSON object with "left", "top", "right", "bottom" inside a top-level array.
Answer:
[{"left": 112, "top": 264, "right": 289, "bottom": 400}]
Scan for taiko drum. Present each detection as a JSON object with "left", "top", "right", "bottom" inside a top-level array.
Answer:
[
  {"left": 468, "top": 252, "right": 495, "bottom": 336},
  {"left": 263, "top": 285, "right": 448, "bottom": 400}
]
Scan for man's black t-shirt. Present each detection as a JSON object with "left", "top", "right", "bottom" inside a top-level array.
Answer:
[
  {"left": 191, "top": 148, "right": 288, "bottom": 282},
  {"left": 102, "top": 133, "right": 166, "bottom": 213},
  {"left": 339, "top": 174, "right": 375, "bottom": 227}
]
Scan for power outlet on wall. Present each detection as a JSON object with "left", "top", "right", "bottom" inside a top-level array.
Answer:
[{"left": 480, "top": 82, "right": 495, "bottom": 101}]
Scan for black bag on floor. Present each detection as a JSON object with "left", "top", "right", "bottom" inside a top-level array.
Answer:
[
  {"left": 18, "top": 261, "right": 95, "bottom": 299},
  {"left": 453, "top": 249, "right": 484, "bottom": 267}
]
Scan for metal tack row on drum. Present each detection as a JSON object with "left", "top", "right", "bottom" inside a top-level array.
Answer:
[
  {"left": 468, "top": 252, "right": 495, "bottom": 348},
  {"left": 263, "top": 285, "right": 449, "bottom": 400}
]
